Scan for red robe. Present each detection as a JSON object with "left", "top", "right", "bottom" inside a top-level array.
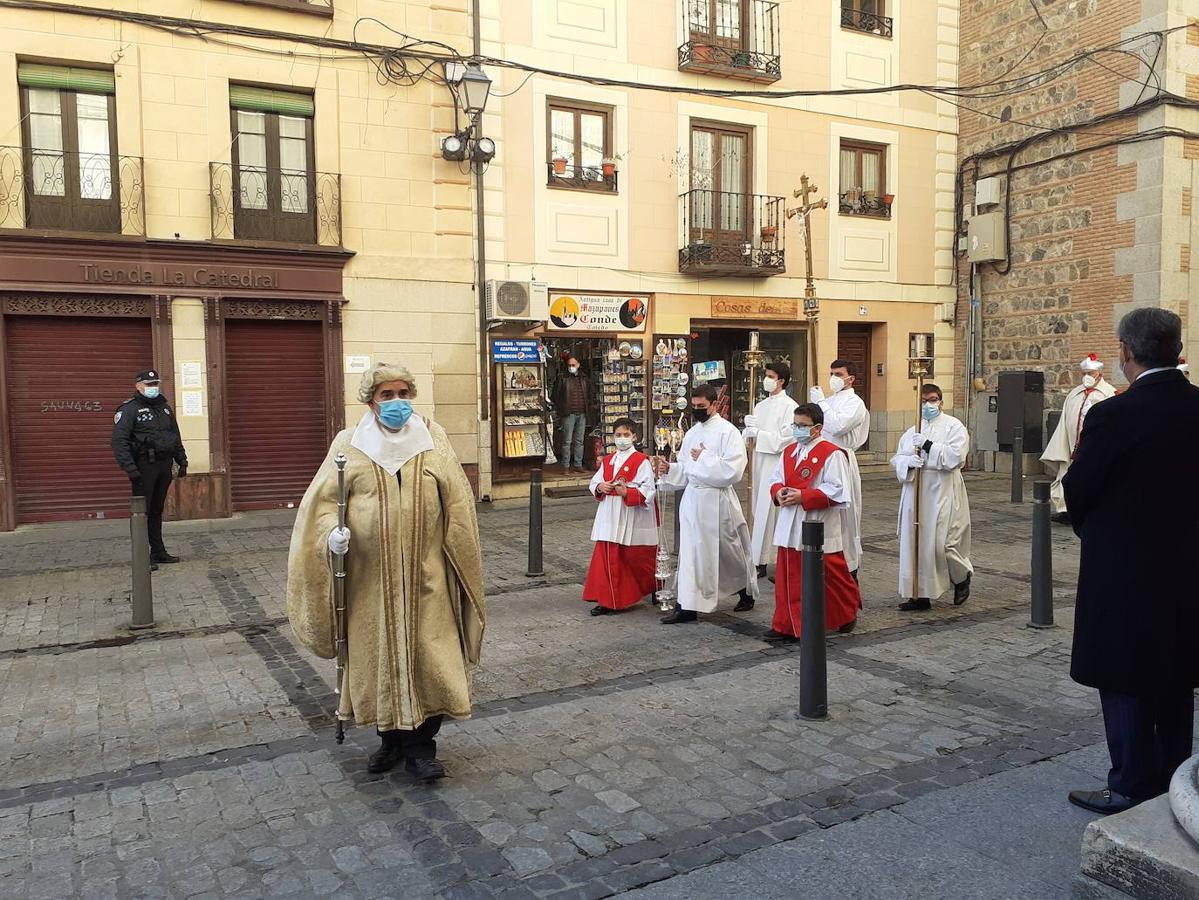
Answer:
[
  {"left": 769, "top": 441, "right": 862, "bottom": 637},
  {"left": 583, "top": 451, "right": 658, "bottom": 610}
]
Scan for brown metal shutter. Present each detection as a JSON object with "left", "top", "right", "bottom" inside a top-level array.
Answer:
[
  {"left": 225, "top": 318, "right": 328, "bottom": 510},
  {"left": 6, "top": 315, "right": 152, "bottom": 523}
]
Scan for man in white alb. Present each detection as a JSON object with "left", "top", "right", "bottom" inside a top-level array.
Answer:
[
  {"left": 742, "top": 362, "right": 798, "bottom": 580},
  {"left": 1040, "top": 354, "right": 1116, "bottom": 525},
  {"left": 810, "top": 360, "right": 870, "bottom": 579}
]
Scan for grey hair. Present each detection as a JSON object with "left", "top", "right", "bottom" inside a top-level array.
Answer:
[
  {"left": 357, "top": 362, "right": 417, "bottom": 404},
  {"left": 1117, "top": 307, "right": 1183, "bottom": 369}
]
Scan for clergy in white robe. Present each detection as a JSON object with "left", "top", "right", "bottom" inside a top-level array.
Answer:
[
  {"left": 1040, "top": 354, "right": 1116, "bottom": 519},
  {"left": 742, "top": 363, "right": 798, "bottom": 570},
  {"left": 654, "top": 385, "right": 758, "bottom": 623},
  {"left": 891, "top": 384, "right": 973, "bottom": 611},
  {"left": 810, "top": 361, "right": 870, "bottom": 575},
  {"left": 583, "top": 420, "right": 658, "bottom": 615}
]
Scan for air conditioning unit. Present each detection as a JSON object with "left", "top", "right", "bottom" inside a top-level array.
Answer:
[{"left": 485, "top": 280, "right": 548, "bottom": 324}]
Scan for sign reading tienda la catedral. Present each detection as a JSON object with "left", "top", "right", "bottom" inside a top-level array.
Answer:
[{"left": 80, "top": 264, "right": 278, "bottom": 289}]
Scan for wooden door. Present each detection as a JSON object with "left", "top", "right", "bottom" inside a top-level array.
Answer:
[
  {"left": 836, "top": 324, "right": 872, "bottom": 409},
  {"left": 689, "top": 124, "right": 751, "bottom": 252}
]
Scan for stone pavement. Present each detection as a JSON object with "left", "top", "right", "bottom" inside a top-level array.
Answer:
[{"left": 0, "top": 473, "right": 1161, "bottom": 899}]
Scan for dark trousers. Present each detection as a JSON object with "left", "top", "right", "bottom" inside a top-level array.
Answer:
[
  {"left": 379, "top": 715, "right": 443, "bottom": 759},
  {"left": 133, "top": 459, "right": 174, "bottom": 556},
  {"left": 1100, "top": 689, "right": 1195, "bottom": 801}
]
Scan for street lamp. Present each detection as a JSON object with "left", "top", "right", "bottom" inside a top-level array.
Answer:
[
  {"left": 460, "top": 62, "right": 492, "bottom": 117},
  {"left": 440, "top": 61, "right": 497, "bottom": 167}
]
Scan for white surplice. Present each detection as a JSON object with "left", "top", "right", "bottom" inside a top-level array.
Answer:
[
  {"left": 743, "top": 390, "right": 799, "bottom": 565},
  {"left": 659, "top": 415, "right": 758, "bottom": 612},
  {"left": 1039, "top": 380, "right": 1116, "bottom": 513},
  {"left": 814, "top": 388, "right": 870, "bottom": 572},
  {"left": 891, "top": 413, "right": 974, "bottom": 599},
  {"left": 770, "top": 440, "right": 851, "bottom": 553},
  {"left": 587, "top": 449, "right": 658, "bottom": 546}
]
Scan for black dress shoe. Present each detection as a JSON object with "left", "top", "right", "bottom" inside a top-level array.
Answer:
[
  {"left": 837, "top": 619, "right": 857, "bottom": 634},
  {"left": 590, "top": 605, "right": 614, "bottom": 617},
  {"left": 762, "top": 629, "right": 798, "bottom": 643},
  {"left": 660, "top": 608, "right": 697, "bottom": 625},
  {"left": 150, "top": 562, "right": 159, "bottom": 572},
  {"left": 151, "top": 553, "right": 180, "bottom": 564},
  {"left": 406, "top": 757, "right": 446, "bottom": 783},
  {"left": 1068, "top": 788, "right": 1135, "bottom": 815},
  {"left": 756, "top": 565, "right": 767, "bottom": 579},
  {"left": 1051, "top": 512, "right": 1072, "bottom": 526},
  {"left": 366, "top": 744, "right": 404, "bottom": 774},
  {"left": 953, "top": 575, "right": 972, "bottom": 606},
  {"left": 733, "top": 590, "right": 755, "bottom": 612},
  {"left": 898, "top": 598, "right": 932, "bottom": 612}
]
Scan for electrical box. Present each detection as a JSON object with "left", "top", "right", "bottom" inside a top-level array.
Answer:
[
  {"left": 975, "top": 176, "right": 1003, "bottom": 207},
  {"left": 975, "top": 392, "right": 999, "bottom": 452},
  {"left": 968, "top": 211, "right": 1007, "bottom": 262},
  {"left": 997, "top": 370, "right": 1044, "bottom": 453}
]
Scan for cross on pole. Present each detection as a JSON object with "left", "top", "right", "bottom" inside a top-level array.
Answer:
[{"left": 786, "top": 175, "right": 828, "bottom": 391}]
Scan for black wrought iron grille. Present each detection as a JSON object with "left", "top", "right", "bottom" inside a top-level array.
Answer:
[
  {"left": 210, "top": 161, "right": 341, "bottom": 245},
  {"left": 679, "top": 0, "right": 781, "bottom": 82},
  {"left": 838, "top": 190, "right": 892, "bottom": 219},
  {"left": 679, "top": 189, "right": 785, "bottom": 276},
  {"left": 546, "top": 161, "right": 619, "bottom": 192},
  {"left": 841, "top": 5, "right": 894, "bottom": 37},
  {"left": 0, "top": 146, "right": 144, "bottom": 234}
]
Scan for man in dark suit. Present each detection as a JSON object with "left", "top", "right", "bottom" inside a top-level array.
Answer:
[{"left": 1065, "top": 307, "right": 1199, "bottom": 814}]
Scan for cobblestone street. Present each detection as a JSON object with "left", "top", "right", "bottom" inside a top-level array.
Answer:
[{"left": 0, "top": 474, "right": 1121, "bottom": 898}]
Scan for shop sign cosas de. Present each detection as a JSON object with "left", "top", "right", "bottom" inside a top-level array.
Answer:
[{"left": 547, "top": 293, "right": 648, "bottom": 333}]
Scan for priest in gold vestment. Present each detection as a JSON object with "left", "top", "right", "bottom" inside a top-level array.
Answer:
[{"left": 287, "top": 363, "right": 485, "bottom": 781}]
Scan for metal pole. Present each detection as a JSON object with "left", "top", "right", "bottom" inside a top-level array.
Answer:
[
  {"left": 1029, "top": 478, "right": 1055, "bottom": 628},
  {"left": 332, "top": 453, "right": 348, "bottom": 744},
  {"left": 799, "top": 521, "right": 828, "bottom": 720},
  {"left": 911, "top": 367, "right": 925, "bottom": 600},
  {"left": 472, "top": 0, "right": 490, "bottom": 423},
  {"left": 526, "top": 467, "right": 544, "bottom": 577},
  {"left": 1011, "top": 424, "right": 1024, "bottom": 503},
  {"left": 129, "top": 495, "right": 154, "bottom": 629}
]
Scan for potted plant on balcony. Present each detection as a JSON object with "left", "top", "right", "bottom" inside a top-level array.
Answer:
[
  {"left": 760, "top": 224, "right": 778, "bottom": 243},
  {"left": 602, "top": 157, "right": 618, "bottom": 178},
  {"left": 551, "top": 153, "right": 569, "bottom": 176},
  {"left": 731, "top": 50, "right": 753, "bottom": 69}
]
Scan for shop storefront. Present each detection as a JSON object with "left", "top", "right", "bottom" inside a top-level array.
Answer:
[{"left": 0, "top": 235, "right": 350, "bottom": 530}]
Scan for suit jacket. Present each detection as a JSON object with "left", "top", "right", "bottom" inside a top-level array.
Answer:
[{"left": 1064, "top": 368, "right": 1199, "bottom": 694}]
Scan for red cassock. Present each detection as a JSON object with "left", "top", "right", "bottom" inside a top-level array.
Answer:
[
  {"left": 768, "top": 441, "right": 862, "bottom": 637},
  {"left": 583, "top": 451, "right": 658, "bottom": 610}
]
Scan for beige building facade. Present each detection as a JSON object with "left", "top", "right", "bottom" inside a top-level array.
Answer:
[
  {"left": 476, "top": 0, "right": 961, "bottom": 496},
  {"left": 0, "top": 0, "right": 480, "bottom": 528}
]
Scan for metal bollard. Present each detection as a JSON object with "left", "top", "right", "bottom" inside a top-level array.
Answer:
[
  {"left": 1029, "top": 478, "right": 1055, "bottom": 628},
  {"left": 525, "top": 468, "right": 544, "bottom": 577},
  {"left": 129, "top": 495, "right": 154, "bottom": 629},
  {"left": 1010, "top": 425, "right": 1024, "bottom": 503},
  {"left": 799, "top": 521, "right": 828, "bottom": 720}
]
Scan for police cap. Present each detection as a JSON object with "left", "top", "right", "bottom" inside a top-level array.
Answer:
[{"left": 135, "top": 369, "right": 161, "bottom": 384}]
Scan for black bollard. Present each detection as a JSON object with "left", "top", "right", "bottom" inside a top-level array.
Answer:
[
  {"left": 799, "top": 521, "right": 828, "bottom": 720},
  {"left": 1010, "top": 425, "right": 1024, "bottom": 504},
  {"left": 526, "top": 468, "right": 544, "bottom": 577},
  {"left": 1029, "top": 479, "right": 1055, "bottom": 628},
  {"left": 129, "top": 495, "right": 154, "bottom": 629}
]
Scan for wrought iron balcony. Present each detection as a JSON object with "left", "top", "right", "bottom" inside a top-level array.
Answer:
[
  {"left": 546, "top": 161, "right": 619, "bottom": 193},
  {"left": 679, "top": 0, "right": 781, "bottom": 83},
  {"left": 0, "top": 146, "right": 145, "bottom": 236},
  {"left": 838, "top": 189, "right": 892, "bottom": 219},
  {"left": 210, "top": 162, "right": 341, "bottom": 246},
  {"left": 223, "top": 0, "right": 333, "bottom": 16},
  {"left": 841, "top": 5, "right": 894, "bottom": 38},
  {"left": 679, "top": 189, "right": 785, "bottom": 277}
]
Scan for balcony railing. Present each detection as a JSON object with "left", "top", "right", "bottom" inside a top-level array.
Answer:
[
  {"left": 679, "top": 0, "right": 781, "bottom": 83},
  {"left": 223, "top": 0, "right": 334, "bottom": 16},
  {"left": 679, "top": 189, "right": 785, "bottom": 277},
  {"left": 546, "top": 161, "right": 619, "bottom": 192},
  {"left": 0, "top": 146, "right": 145, "bottom": 236},
  {"left": 838, "top": 189, "right": 892, "bottom": 219},
  {"left": 841, "top": 6, "right": 894, "bottom": 38},
  {"left": 210, "top": 162, "right": 341, "bottom": 246}
]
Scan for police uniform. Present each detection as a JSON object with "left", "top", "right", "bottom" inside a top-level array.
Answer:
[{"left": 111, "top": 369, "right": 188, "bottom": 562}]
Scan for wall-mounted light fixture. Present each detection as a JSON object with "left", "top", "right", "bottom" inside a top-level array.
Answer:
[{"left": 440, "top": 60, "right": 496, "bottom": 168}]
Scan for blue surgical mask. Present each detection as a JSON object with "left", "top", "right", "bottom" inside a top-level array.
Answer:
[
  {"left": 793, "top": 424, "right": 813, "bottom": 443},
  {"left": 143, "top": 386, "right": 160, "bottom": 399},
  {"left": 921, "top": 402, "right": 941, "bottom": 421},
  {"left": 377, "top": 399, "right": 413, "bottom": 429}
]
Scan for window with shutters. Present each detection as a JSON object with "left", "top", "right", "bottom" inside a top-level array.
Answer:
[
  {"left": 226, "top": 86, "right": 318, "bottom": 243},
  {"left": 547, "top": 101, "right": 616, "bottom": 192},
  {"left": 838, "top": 140, "right": 891, "bottom": 219},
  {"left": 16, "top": 64, "right": 121, "bottom": 233}
]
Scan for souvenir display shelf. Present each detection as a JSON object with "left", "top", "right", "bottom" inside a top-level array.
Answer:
[
  {"left": 497, "top": 362, "right": 548, "bottom": 459},
  {"left": 598, "top": 340, "right": 647, "bottom": 455}
]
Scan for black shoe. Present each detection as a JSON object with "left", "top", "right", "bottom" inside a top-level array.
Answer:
[
  {"left": 850, "top": 569, "right": 860, "bottom": 585},
  {"left": 953, "top": 575, "right": 972, "bottom": 606},
  {"left": 1051, "top": 512, "right": 1072, "bottom": 526},
  {"left": 733, "top": 591, "right": 755, "bottom": 612},
  {"left": 1068, "top": 788, "right": 1135, "bottom": 815},
  {"left": 762, "top": 629, "right": 799, "bottom": 644},
  {"left": 837, "top": 619, "right": 857, "bottom": 634},
  {"left": 660, "top": 609, "right": 697, "bottom": 625},
  {"left": 150, "top": 562, "right": 159, "bottom": 572},
  {"left": 756, "top": 565, "right": 767, "bottom": 579},
  {"left": 898, "top": 598, "right": 932, "bottom": 612},
  {"left": 366, "top": 744, "right": 404, "bottom": 774},
  {"left": 590, "top": 605, "right": 614, "bottom": 617},
  {"left": 151, "top": 553, "right": 180, "bottom": 564},
  {"left": 406, "top": 757, "right": 446, "bottom": 783}
]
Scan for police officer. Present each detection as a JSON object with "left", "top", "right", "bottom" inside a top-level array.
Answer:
[{"left": 111, "top": 369, "right": 187, "bottom": 564}]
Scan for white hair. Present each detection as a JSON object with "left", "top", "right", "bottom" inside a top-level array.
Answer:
[{"left": 357, "top": 362, "right": 417, "bottom": 404}]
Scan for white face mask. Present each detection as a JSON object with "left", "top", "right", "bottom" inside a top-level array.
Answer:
[
  {"left": 762, "top": 376, "right": 779, "bottom": 394},
  {"left": 829, "top": 375, "right": 846, "bottom": 394},
  {"left": 1082, "top": 374, "right": 1097, "bottom": 389},
  {"left": 614, "top": 436, "right": 633, "bottom": 451},
  {"left": 569, "top": 365, "right": 579, "bottom": 375}
]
